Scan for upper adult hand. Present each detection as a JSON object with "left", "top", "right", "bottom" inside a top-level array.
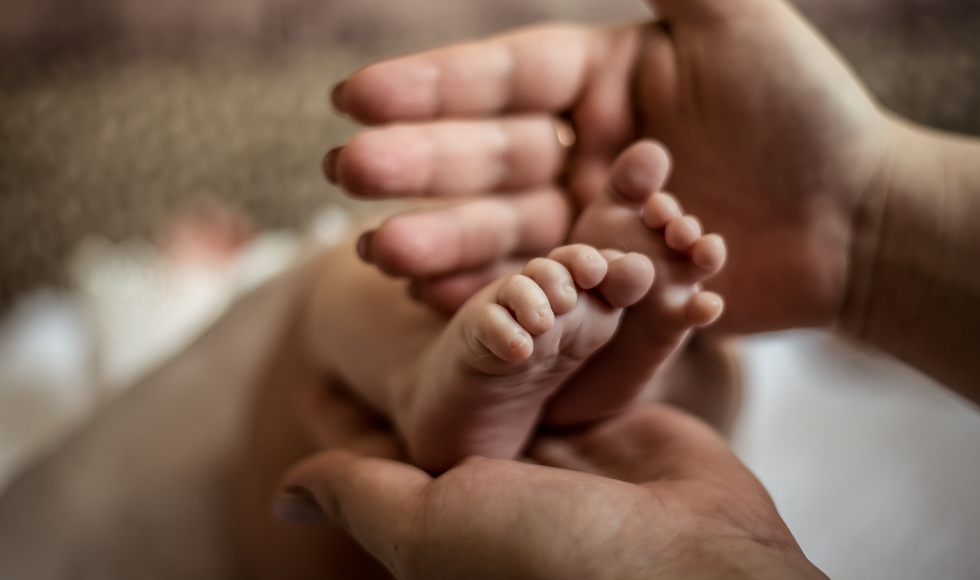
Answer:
[
  {"left": 326, "top": 0, "right": 892, "bottom": 332},
  {"left": 274, "top": 405, "right": 829, "bottom": 580}
]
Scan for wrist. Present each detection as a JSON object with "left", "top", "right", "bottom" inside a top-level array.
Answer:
[
  {"left": 839, "top": 115, "right": 980, "bottom": 393},
  {"left": 839, "top": 115, "right": 924, "bottom": 338},
  {"left": 657, "top": 537, "right": 829, "bottom": 580}
]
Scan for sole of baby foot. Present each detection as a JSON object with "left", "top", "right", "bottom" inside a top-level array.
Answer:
[
  {"left": 397, "top": 244, "right": 653, "bottom": 473},
  {"left": 546, "top": 140, "right": 728, "bottom": 426}
]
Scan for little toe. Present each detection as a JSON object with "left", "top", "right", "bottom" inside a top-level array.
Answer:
[
  {"left": 608, "top": 140, "right": 672, "bottom": 203},
  {"left": 522, "top": 258, "right": 578, "bottom": 316},
  {"left": 690, "top": 234, "right": 727, "bottom": 275},
  {"left": 686, "top": 291, "right": 724, "bottom": 327},
  {"left": 547, "top": 244, "right": 608, "bottom": 290},
  {"left": 664, "top": 215, "right": 702, "bottom": 252},
  {"left": 472, "top": 303, "right": 534, "bottom": 362},
  {"left": 595, "top": 251, "right": 655, "bottom": 308},
  {"left": 641, "top": 192, "right": 682, "bottom": 230},
  {"left": 497, "top": 274, "right": 555, "bottom": 335}
]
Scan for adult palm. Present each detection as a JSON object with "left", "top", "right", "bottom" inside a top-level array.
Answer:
[
  {"left": 330, "top": 0, "right": 890, "bottom": 332},
  {"left": 276, "top": 405, "right": 827, "bottom": 580}
]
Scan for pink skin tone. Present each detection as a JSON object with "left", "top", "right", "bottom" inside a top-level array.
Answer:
[
  {"left": 547, "top": 140, "right": 727, "bottom": 425},
  {"left": 344, "top": 142, "right": 727, "bottom": 473},
  {"left": 272, "top": 405, "right": 830, "bottom": 580},
  {"left": 299, "top": 143, "right": 729, "bottom": 474},
  {"left": 236, "top": 0, "right": 980, "bottom": 575},
  {"left": 393, "top": 244, "right": 655, "bottom": 472}
]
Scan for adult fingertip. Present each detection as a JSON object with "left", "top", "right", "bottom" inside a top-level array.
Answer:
[{"left": 273, "top": 485, "right": 327, "bottom": 524}]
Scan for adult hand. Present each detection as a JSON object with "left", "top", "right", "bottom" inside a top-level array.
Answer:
[
  {"left": 327, "top": 0, "right": 892, "bottom": 332},
  {"left": 274, "top": 405, "right": 828, "bottom": 580}
]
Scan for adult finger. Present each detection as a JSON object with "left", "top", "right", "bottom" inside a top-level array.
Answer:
[
  {"left": 333, "top": 25, "right": 598, "bottom": 123},
  {"left": 532, "top": 405, "right": 801, "bottom": 551},
  {"left": 409, "top": 259, "right": 527, "bottom": 315},
  {"left": 530, "top": 405, "right": 748, "bottom": 485},
  {"left": 360, "top": 189, "right": 571, "bottom": 277},
  {"left": 326, "top": 116, "right": 566, "bottom": 198},
  {"left": 274, "top": 449, "right": 431, "bottom": 575}
]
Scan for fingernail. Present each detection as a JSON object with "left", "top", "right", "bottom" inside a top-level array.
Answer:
[
  {"left": 356, "top": 231, "right": 374, "bottom": 262},
  {"left": 323, "top": 147, "right": 342, "bottom": 184},
  {"left": 331, "top": 81, "right": 347, "bottom": 113},
  {"left": 274, "top": 486, "right": 326, "bottom": 523}
]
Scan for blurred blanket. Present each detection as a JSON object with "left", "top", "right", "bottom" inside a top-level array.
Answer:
[{"left": 0, "top": 262, "right": 304, "bottom": 579}]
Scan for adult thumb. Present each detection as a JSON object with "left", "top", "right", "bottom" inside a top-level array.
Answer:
[{"left": 274, "top": 449, "right": 432, "bottom": 575}]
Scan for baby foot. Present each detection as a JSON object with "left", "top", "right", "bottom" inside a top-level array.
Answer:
[
  {"left": 392, "top": 244, "right": 654, "bottom": 473},
  {"left": 545, "top": 140, "right": 727, "bottom": 426}
]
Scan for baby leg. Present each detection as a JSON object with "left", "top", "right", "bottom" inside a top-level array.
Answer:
[{"left": 395, "top": 244, "right": 654, "bottom": 473}]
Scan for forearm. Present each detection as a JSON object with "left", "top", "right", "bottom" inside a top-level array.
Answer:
[{"left": 842, "top": 117, "right": 980, "bottom": 401}]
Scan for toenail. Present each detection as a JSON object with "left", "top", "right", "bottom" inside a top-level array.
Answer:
[
  {"left": 562, "top": 280, "right": 575, "bottom": 295},
  {"left": 586, "top": 252, "right": 600, "bottom": 262},
  {"left": 510, "top": 333, "right": 528, "bottom": 350},
  {"left": 536, "top": 305, "right": 550, "bottom": 319}
]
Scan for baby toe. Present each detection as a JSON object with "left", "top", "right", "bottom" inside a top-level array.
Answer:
[
  {"left": 472, "top": 302, "right": 534, "bottom": 362},
  {"left": 686, "top": 291, "right": 724, "bottom": 327},
  {"left": 497, "top": 274, "right": 555, "bottom": 335},
  {"left": 547, "top": 244, "right": 608, "bottom": 290},
  {"left": 690, "top": 234, "right": 727, "bottom": 275},
  {"left": 641, "top": 192, "right": 682, "bottom": 230},
  {"left": 608, "top": 141, "right": 672, "bottom": 203},
  {"left": 664, "top": 215, "right": 702, "bottom": 252},
  {"left": 522, "top": 258, "right": 578, "bottom": 316},
  {"left": 595, "top": 251, "right": 655, "bottom": 308}
]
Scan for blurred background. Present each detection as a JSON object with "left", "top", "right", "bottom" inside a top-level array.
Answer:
[{"left": 0, "top": 0, "right": 979, "bottom": 578}]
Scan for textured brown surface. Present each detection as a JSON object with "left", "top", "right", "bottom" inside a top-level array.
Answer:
[
  {"left": 1, "top": 0, "right": 979, "bottom": 313},
  {"left": 0, "top": 47, "right": 365, "bottom": 306},
  {"left": 0, "top": 0, "right": 648, "bottom": 312}
]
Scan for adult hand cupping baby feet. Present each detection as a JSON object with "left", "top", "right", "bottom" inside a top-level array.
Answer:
[
  {"left": 394, "top": 244, "right": 653, "bottom": 473},
  {"left": 275, "top": 404, "right": 830, "bottom": 580},
  {"left": 328, "top": 0, "right": 891, "bottom": 335}
]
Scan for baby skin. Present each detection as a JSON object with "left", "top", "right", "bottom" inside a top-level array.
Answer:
[
  {"left": 395, "top": 244, "right": 654, "bottom": 472},
  {"left": 546, "top": 140, "right": 728, "bottom": 425},
  {"left": 390, "top": 142, "right": 728, "bottom": 472}
]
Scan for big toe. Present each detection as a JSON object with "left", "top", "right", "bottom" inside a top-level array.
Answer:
[
  {"left": 608, "top": 140, "right": 672, "bottom": 204},
  {"left": 596, "top": 251, "right": 655, "bottom": 308},
  {"left": 691, "top": 234, "right": 727, "bottom": 275},
  {"left": 686, "top": 291, "right": 725, "bottom": 327}
]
